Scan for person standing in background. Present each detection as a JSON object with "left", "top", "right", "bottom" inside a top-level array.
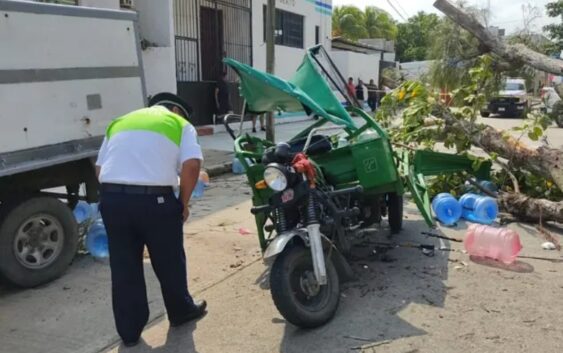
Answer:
[
  {"left": 366, "top": 79, "right": 379, "bottom": 112},
  {"left": 346, "top": 77, "right": 356, "bottom": 100},
  {"left": 356, "top": 79, "right": 366, "bottom": 108},
  {"left": 215, "top": 72, "right": 233, "bottom": 116}
]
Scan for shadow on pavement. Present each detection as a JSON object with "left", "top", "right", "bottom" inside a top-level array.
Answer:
[
  {"left": 469, "top": 256, "right": 534, "bottom": 273},
  {"left": 116, "top": 323, "right": 198, "bottom": 353},
  {"left": 275, "top": 218, "right": 450, "bottom": 353},
  {"left": 0, "top": 174, "right": 250, "bottom": 353}
]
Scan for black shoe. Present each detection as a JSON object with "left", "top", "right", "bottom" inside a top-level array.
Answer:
[
  {"left": 123, "top": 339, "right": 140, "bottom": 348},
  {"left": 260, "top": 127, "right": 266, "bottom": 132},
  {"left": 170, "top": 300, "right": 207, "bottom": 327},
  {"left": 252, "top": 127, "right": 257, "bottom": 133}
]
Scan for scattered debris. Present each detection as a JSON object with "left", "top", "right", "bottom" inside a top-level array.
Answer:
[
  {"left": 238, "top": 227, "right": 252, "bottom": 235},
  {"left": 344, "top": 335, "right": 378, "bottom": 343},
  {"left": 536, "top": 226, "right": 561, "bottom": 251},
  {"left": 421, "top": 231, "right": 463, "bottom": 242},
  {"left": 229, "top": 260, "right": 244, "bottom": 269},
  {"left": 351, "top": 339, "right": 391, "bottom": 350}
]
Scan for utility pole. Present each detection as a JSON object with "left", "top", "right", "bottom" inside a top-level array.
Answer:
[{"left": 265, "top": 0, "right": 276, "bottom": 142}]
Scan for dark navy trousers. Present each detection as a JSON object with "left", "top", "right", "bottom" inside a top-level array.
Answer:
[{"left": 100, "top": 190, "right": 195, "bottom": 342}]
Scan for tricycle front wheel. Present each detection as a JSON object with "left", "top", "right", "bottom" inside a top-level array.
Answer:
[
  {"left": 387, "top": 192, "right": 403, "bottom": 234},
  {"left": 270, "top": 245, "right": 340, "bottom": 328}
]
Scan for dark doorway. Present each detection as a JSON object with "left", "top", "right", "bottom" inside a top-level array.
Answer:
[{"left": 200, "top": 6, "right": 224, "bottom": 82}]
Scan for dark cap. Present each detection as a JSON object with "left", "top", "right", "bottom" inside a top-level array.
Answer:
[{"left": 148, "top": 92, "right": 193, "bottom": 119}]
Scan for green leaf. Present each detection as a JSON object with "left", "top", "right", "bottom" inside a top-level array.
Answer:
[
  {"left": 533, "top": 126, "right": 543, "bottom": 138},
  {"left": 528, "top": 131, "right": 539, "bottom": 141}
]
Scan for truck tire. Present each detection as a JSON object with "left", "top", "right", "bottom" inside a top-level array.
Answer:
[
  {"left": 0, "top": 197, "right": 78, "bottom": 287},
  {"left": 387, "top": 192, "right": 403, "bottom": 234},
  {"left": 480, "top": 111, "right": 490, "bottom": 118}
]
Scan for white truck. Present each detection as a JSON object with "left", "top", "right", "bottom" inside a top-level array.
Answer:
[
  {"left": 481, "top": 78, "right": 529, "bottom": 118},
  {"left": 0, "top": 0, "right": 176, "bottom": 287}
]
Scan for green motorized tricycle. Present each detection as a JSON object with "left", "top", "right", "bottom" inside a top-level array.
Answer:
[{"left": 223, "top": 46, "right": 489, "bottom": 328}]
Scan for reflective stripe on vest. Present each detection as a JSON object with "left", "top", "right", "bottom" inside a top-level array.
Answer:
[{"left": 106, "top": 106, "right": 190, "bottom": 146}]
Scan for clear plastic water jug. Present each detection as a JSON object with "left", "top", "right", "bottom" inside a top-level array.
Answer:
[
  {"left": 459, "top": 193, "right": 498, "bottom": 224},
  {"left": 357, "top": 129, "right": 380, "bottom": 143},
  {"left": 431, "top": 193, "right": 462, "bottom": 226},
  {"left": 232, "top": 158, "right": 246, "bottom": 174},
  {"left": 464, "top": 224, "right": 522, "bottom": 264},
  {"left": 73, "top": 201, "right": 93, "bottom": 224},
  {"left": 86, "top": 220, "right": 109, "bottom": 260},
  {"left": 191, "top": 179, "right": 206, "bottom": 199}
]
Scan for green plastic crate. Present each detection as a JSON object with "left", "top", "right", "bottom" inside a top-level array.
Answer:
[{"left": 312, "top": 137, "right": 398, "bottom": 189}]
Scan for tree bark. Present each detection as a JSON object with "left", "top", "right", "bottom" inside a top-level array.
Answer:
[
  {"left": 434, "top": 0, "right": 563, "bottom": 76},
  {"left": 499, "top": 193, "right": 563, "bottom": 224}
]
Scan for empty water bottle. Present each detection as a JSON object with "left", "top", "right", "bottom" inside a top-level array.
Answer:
[
  {"left": 432, "top": 193, "right": 462, "bottom": 226},
  {"left": 464, "top": 180, "right": 498, "bottom": 195},
  {"left": 459, "top": 193, "right": 498, "bottom": 225},
  {"left": 73, "top": 201, "right": 93, "bottom": 224},
  {"left": 86, "top": 220, "right": 109, "bottom": 260},
  {"left": 464, "top": 224, "right": 522, "bottom": 264},
  {"left": 191, "top": 179, "right": 206, "bottom": 199},
  {"left": 232, "top": 158, "right": 246, "bottom": 174}
]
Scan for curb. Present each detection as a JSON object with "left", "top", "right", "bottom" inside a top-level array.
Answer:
[{"left": 204, "top": 162, "right": 233, "bottom": 178}]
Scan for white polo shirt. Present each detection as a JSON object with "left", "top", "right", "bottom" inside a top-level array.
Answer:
[{"left": 96, "top": 106, "right": 203, "bottom": 187}]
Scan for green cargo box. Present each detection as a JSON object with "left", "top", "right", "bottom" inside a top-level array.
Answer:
[{"left": 312, "top": 137, "right": 399, "bottom": 193}]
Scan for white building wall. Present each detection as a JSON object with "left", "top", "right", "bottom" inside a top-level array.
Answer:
[
  {"left": 252, "top": 0, "right": 333, "bottom": 80},
  {"left": 331, "top": 51, "right": 380, "bottom": 85}
]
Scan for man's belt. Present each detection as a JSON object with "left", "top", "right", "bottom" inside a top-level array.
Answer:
[{"left": 100, "top": 183, "right": 173, "bottom": 195}]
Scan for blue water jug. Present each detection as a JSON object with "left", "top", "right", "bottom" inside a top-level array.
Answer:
[
  {"left": 191, "top": 179, "right": 206, "bottom": 199},
  {"left": 459, "top": 193, "right": 498, "bottom": 225},
  {"left": 73, "top": 201, "right": 93, "bottom": 224},
  {"left": 431, "top": 193, "right": 462, "bottom": 226},
  {"left": 86, "top": 220, "right": 109, "bottom": 259},
  {"left": 464, "top": 180, "right": 498, "bottom": 196},
  {"left": 232, "top": 158, "right": 246, "bottom": 174}
]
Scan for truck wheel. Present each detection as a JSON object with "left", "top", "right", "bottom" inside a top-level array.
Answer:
[
  {"left": 387, "top": 192, "right": 403, "bottom": 234},
  {"left": 270, "top": 245, "right": 340, "bottom": 328},
  {"left": 480, "top": 111, "right": 490, "bottom": 118},
  {"left": 0, "top": 197, "right": 78, "bottom": 287}
]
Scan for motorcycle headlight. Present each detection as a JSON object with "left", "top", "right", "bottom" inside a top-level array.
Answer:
[{"left": 264, "top": 165, "right": 288, "bottom": 191}]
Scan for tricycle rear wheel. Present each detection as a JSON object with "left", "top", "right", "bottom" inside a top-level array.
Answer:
[
  {"left": 387, "top": 192, "right": 403, "bottom": 234},
  {"left": 270, "top": 245, "right": 340, "bottom": 328}
]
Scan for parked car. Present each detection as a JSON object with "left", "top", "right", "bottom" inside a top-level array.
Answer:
[{"left": 481, "top": 78, "right": 528, "bottom": 118}]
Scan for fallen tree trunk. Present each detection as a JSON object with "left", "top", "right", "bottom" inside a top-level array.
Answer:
[
  {"left": 438, "top": 108, "right": 563, "bottom": 190},
  {"left": 499, "top": 193, "right": 563, "bottom": 224},
  {"left": 434, "top": 0, "right": 563, "bottom": 75}
]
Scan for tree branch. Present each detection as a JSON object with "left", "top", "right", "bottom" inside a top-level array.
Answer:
[
  {"left": 438, "top": 107, "right": 563, "bottom": 190},
  {"left": 434, "top": 0, "right": 563, "bottom": 75}
]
